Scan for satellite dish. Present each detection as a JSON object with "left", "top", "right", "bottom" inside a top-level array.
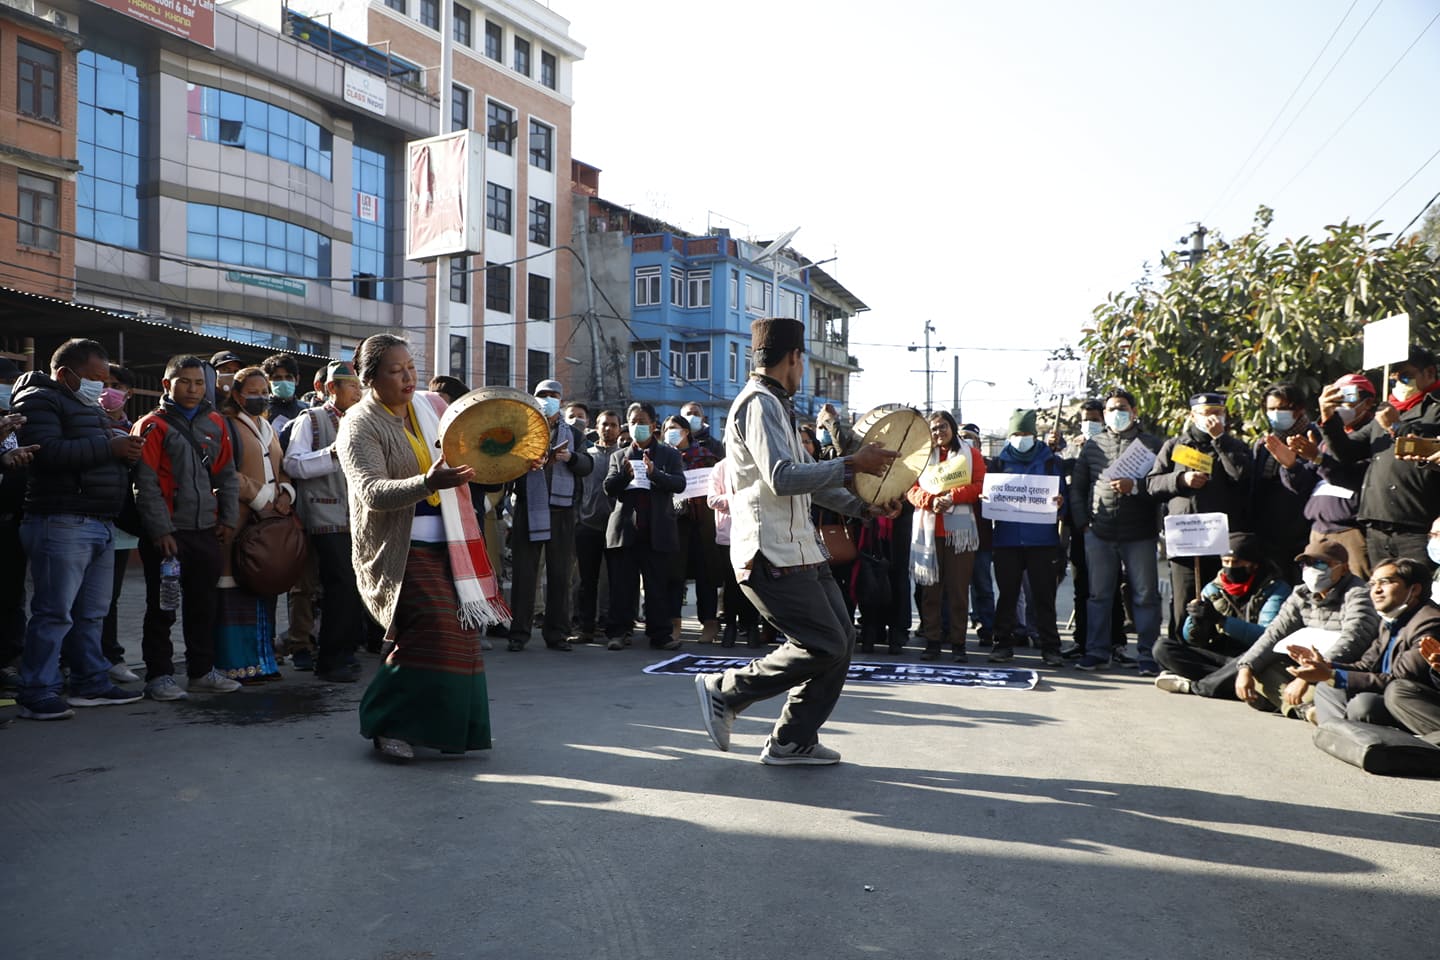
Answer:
[{"left": 754, "top": 226, "right": 801, "bottom": 264}]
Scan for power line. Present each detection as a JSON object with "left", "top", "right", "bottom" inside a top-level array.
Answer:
[
  {"left": 1276, "top": 7, "right": 1440, "bottom": 199},
  {"left": 1392, "top": 187, "right": 1440, "bottom": 244},
  {"left": 1366, "top": 143, "right": 1440, "bottom": 222},
  {"left": 1202, "top": 0, "right": 1360, "bottom": 222}
]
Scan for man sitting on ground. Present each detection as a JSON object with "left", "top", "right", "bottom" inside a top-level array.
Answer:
[{"left": 1383, "top": 637, "right": 1440, "bottom": 744}]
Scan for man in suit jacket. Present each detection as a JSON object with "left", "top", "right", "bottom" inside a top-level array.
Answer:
[{"left": 602, "top": 401, "right": 685, "bottom": 651}]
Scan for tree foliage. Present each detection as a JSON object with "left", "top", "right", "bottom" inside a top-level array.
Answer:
[{"left": 1081, "top": 206, "right": 1440, "bottom": 434}]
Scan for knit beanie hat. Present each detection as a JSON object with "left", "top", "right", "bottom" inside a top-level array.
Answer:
[{"left": 1007, "top": 409, "right": 1037, "bottom": 435}]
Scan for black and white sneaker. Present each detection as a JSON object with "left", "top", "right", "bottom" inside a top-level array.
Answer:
[
  {"left": 760, "top": 737, "right": 840, "bottom": 766},
  {"left": 694, "top": 673, "right": 733, "bottom": 751},
  {"left": 69, "top": 686, "right": 144, "bottom": 707}
]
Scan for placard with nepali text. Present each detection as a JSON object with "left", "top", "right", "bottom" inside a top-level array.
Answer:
[
  {"left": 981, "top": 473, "right": 1060, "bottom": 524},
  {"left": 1163, "top": 512, "right": 1229, "bottom": 558}
]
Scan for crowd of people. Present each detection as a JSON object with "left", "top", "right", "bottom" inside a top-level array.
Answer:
[{"left": 3, "top": 332, "right": 1439, "bottom": 766}]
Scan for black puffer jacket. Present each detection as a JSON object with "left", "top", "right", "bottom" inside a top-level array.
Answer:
[
  {"left": 11, "top": 371, "right": 129, "bottom": 519},
  {"left": 1069, "top": 426, "right": 1163, "bottom": 542}
]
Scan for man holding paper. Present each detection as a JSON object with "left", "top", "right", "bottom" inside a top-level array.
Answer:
[
  {"left": 1070, "top": 388, "right": 1164, "bottom": 672},
  {"left": 1231, "top": 541, "right": 1377, "bottom": 715}
]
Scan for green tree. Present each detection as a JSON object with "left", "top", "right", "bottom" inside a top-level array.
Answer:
[
  {"left": 1081, "top": 206, "right": 1440, "bottom": 435},
  {"left": 1417, "top": 202, "right": 1440, "bottom": 258}
]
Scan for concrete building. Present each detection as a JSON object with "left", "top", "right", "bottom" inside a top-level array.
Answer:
[
  {"left": 301, "top": 0, "right": 586, "bottom": 392},
  {"left": 570, "top": 162, "right": 867, "bottom": 425}
]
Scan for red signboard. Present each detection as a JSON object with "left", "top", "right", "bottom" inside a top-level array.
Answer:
[{"left": 87, "top": 0, "right": 217, "bottom": 50}]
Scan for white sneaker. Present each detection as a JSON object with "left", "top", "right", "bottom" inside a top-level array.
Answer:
[
  {"left": 1154, "top": 671, "right": 1192, "bottom": 695},
  {"left": 188, "top": 668, "right": 242, "bottom": 694},
  {"left": 108, "top": 663, "right": 141, "bottom": 684},
  {"left": 145, "top": 676, "right": 189, "bottom": 702},
  {"left": 760, "top": 737, "right": 841, "bottom": 766}
]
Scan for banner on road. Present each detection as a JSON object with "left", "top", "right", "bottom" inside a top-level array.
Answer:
[{"left": 644, "top": 654, "right": 1039, "bottom": 690}]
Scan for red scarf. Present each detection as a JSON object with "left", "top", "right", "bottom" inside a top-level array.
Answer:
[{"left": 1218, "top": 569, "right": 1256, "bottom": 598}]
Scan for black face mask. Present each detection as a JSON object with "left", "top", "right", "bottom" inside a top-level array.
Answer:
[
  {"left": 1220, "top": 564, "right": 1255, "bottom": 583},
  {"left": 242, "top": 396, "right": 268, "bottom": 416}
]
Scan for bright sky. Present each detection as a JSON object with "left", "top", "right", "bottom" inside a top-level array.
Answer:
[{"left": 563, "top": 0, "right": 1438, "bottom": 433}]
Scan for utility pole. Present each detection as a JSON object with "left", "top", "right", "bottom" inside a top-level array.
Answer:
[
  {"left": 1180, "top": 223, "right": 1207, "bottom": 268},
  {"left": 907, "top": 319, "right": 946, "bottom": 412}
]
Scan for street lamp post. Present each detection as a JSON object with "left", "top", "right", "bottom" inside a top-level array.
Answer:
[{"left": 956, "top": 378, "right": 995, "bottom": 425}]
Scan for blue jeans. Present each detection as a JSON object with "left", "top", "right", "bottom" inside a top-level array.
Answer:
[
  {"left": 1085, "top": 535, "right": 1161, "bottom": 660},
  {"left": 19, "top": 514, "right": 115, "bottom": 704}
]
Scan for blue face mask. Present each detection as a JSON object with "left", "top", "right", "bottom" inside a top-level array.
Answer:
[
  {"left": 539, "top": 396, "right": 561, "bottom": 418},
  {"left": 1267, "top": 410, "right": 1296, "bottom": 432},
  {"left": 817, "top": 428, "right": 832, "bottom": 446},
  {"left": 1010, "top": 435, "right": 1035, "bottom": 453},
  {"left": 270, "top": 380, "right": 296, "bottom": 401},
  {"left": 73, "top": 377, "right": 105, "bottom": 406},
  {"left": 0, "top": 383, "right": 11, "bottom": 410},
  {"left": 631, "top": 424, "right": 651, "bottom": 444},
  {"left": 687, "top": 414, "right": 703, "bottom": 433},
  {"left": 664, "top": 428, "right": 683, "bottom": 445}
]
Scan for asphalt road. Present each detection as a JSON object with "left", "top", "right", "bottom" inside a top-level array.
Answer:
[{"left": 3, "top": 567, "right": 1437, "bottom": 960}]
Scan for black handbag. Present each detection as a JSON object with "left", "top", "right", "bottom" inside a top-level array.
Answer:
[
  {"left": 1312, "top": 720, "right": 1440, "bottom": 777},
  {"left": 854, "top": 523, "right": 892, "bottom": 611}
]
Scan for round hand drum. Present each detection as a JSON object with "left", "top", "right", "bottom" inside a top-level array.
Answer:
[
  {"left": 438, "top": 386, "right": 551, "bottom": 485},
  {"left": 849, "top": 406, "right": 931, "bottom": 505}
]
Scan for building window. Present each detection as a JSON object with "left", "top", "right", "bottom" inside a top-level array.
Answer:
[
  {"left": 635, "top": 266, "right": 661, "bottom": 306},
  {"left": 485, "top": 182, "right": 512, "bottom": 234},
  {"left": 687, "top": 272, "right": 711, "bottom": 308},
  {"left": 485, "top": 262, "right": 511, "bottom": 312},
  {"left": 634, "top": 340, "right": 661, "bottom": 380},
  {"left": 670, "top": 269, "right": 684, "bottom": 307},
  {"left": 17, "top": 40, "right": 59, "bottom": 122},
  {"left": 528, "top": 273, "right": 550, "bottom": 320},
  {"left": 514, "top": 37, "right": 531, "bottom": 77},
  {"left": 352, "top": 134, "right": 392, "bottom": 301},
  {"left": 683, "top": 344, "right": 710, "bottom": 383},
  {"left": 453, "top": 4, "right": 471, "bottom": 45},
  {"left": 77, "top": 46, "right": 145, "bottom": 249},
  {"left": 419, "top": 0, "right": 439, "bottom": 30},
  {"left": 744, "top": 276, "right": 770, "bottom": 314},
  {"left": 527, "top": 349, "right": 550, "bottom": 392},
  {"left": 729, "top": 271, "right": 738, "bottom": 310},
  {"left": 540, "top": 51, "right": 557, "bottom": 89},
  {"left": 187, "top": 84, "right": 334, "bottom": 179},
  {"left": 449, "top": 335, "right": 468, "bottom": 383},
  {"left": 450, "top": 255, "right": 469, "bottom": 303},
  {"left": 450, "top": 85, "right": 471, "bottom": 132},
  {"left": 17, "top": 173, "right": 58, "bottom": 250},
  {"left": 528, "top": 119, "right": 552, "bottom": 171},
  {"left": 485, "top": 20, "right": 503, "bottom": 60},
  {"left": 528, "top": 197, "right": 552, "bottom": 246},
  {"left": 486, "top": 100, "right": 514, "bottom": 154},
  {"left": 187, "top": 203, "right": 333, "bottom": 278},
  {"left": 777, "top": 287, "right": 804, "bottom": 321},
  {"left": 485, "top": 341, "right": 511, "bottom": 386},
  {"left": 384, "top": 0, "right": 405, "bottom": 12},
  {"left": 728, "top": 342, "right": 739, "bottom": 382}
]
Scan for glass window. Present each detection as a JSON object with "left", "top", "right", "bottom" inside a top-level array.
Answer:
[
  {"left": 17, "top": 41, "right": 59, "bottom": 122},
  {"left": 450, "top": 335, "right": 469, "bottom": 383},
  {"left": 486, "top": 100, "right": 514, "bottom": 154},
  {"left": 78, "top": 47, "right": 145, "bottom": 249},
  {"left": 453, "top": 4, "right": 471, "bottom": 45},
  {"left": 528, "top": 119, "right": 552, "bottom": 171},
  {"left": 451, "top": 84, "right": 470, "bottom": 132},
  {"left": 514, "top": 37, "right": 531, "bottom": 77},
  {"left": 670, "top": 269, "right": 684, "bottom": 307},
  {"left": 527, "top": 349, "right": 550, "bottom": 392},
  {"left": 485, "top": 262, "right": 511, "bottom": 312},
  {"left": 485, "top": 341, "right": 511, "bottom": 386},
  {"left": 687, "top": 272, "right": 711, "bottom": 308},
  {"left": 528, "top": 273, "right": 550, "bottom": 320},
  {"left": 485, "top": 20, "right": 503, "bottom": 60},
  {"left": 186, "top": 83, "right": 333, "bottom": 179},
  {"left": 450, "top": 255, "right": 469, "bottom": 303},
  {"left": 635, "top": 267, "right": 661, "bottom": 306},
  {"left": 528, "top": 197, "right": 551, "bottom": 246},
  {"left": 352, "top": 134, "right": 392, "bottom": 300},
  {"left": 188, "top": 202, "right": 332, "bottom": 278},
  {"left": 540, "top": 51, "right": 557, "bottom": 90},
  {"left": 729, "top": 271, "right": 738, "bottom": 310},
  {"left": 633, "top": 340, "right": 660, "bottom": 380},
  {"left": 17, "top": 173, "right": 58, "bottom": 250},
  {"left": 728, "top": 342, "right": 739, "bottom": 382},
  {"left": 684, "top": 344, "right": 710, "bottom": 383},
  {"left": 419, "top": 0, "right": 439, "bottom": 30},
  {"left": 384, "top": 0, "right": 405, "bottom": 11},
  {"left": 486, "top": 182, "right": 512, "bottom": 234}
]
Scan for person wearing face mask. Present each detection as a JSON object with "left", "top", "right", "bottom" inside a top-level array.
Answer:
[
  {"left": 504, "top": 379, "right": 593, "bottom": 653},
  {"left": 680, "top": 401, "right": 725, "bottom": 459},
  {"left": 1146, "top": 391, "right": 1254, "bottom": 645},
  {"left": 574, "top": 410, "right": 623, "bottom": 643},
  {"left": 1151, "top": 533, "right": 1290, "bottom": 696},
  {"left": 663, "top": 413, "right": 727, "bottom": 644},
  {"left": 565, "top": 401, "right": 597, "bottom": 447},
  {"left": 10, "top": 340, "right": 149, "bottom": 718},
  {"left": 213, "top": 367, "right": 296, "bottom": 683},
  {"left": 1250, "top": 382, "right": 1323, "bottom": 585},
  {"left": 986, "top": 409, "right": 1068, "bottom": 666},
  {"left": 261, "top": 353, "right": 303, "bottom": 436},
  {"left": 814, "top": 402, "right": 859, "bottom": 459},
  {"left": 1322, "top": 346, "right": 1440, "bottom": 572},
  {"left": 1231, "top": 541, "right": 1377, "bottom": 716},
  {"left": 1070, "top": 388, "right": 1165, "bottom": 672},
  {"left": 1287, "top": 558, "right": 1440, "bottom": 728},
  {"left": 1273, "top": 374, "right": 1376, "bottom": 581}
]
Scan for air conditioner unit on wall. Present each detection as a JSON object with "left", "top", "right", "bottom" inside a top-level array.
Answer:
[{"left": 35, "top": 3, "right": 78, "bottom": 32}]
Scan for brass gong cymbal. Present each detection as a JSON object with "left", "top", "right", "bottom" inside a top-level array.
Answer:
[
  {"left": 849, "top": 405, "right": 932, "bottom": 505},
  {"left": 438, "top": 386, "right": 551, "bottom": 484}
]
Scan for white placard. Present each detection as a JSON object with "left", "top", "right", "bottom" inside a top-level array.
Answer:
[
  {"left": 981, "top": 473, "right": 1060, "bottom": 524},
  {"left": 1162, "top": 512, "right": 1230, "bottom": 558},
  {"left": 1363, "top": 312, "right": 1409, "bottom": 370},
  {"left": 626, "top": 461, "right": 651, "bottom": 491},
  {"left": 681, "top": 467, "right": 713, "bottom": 500},
  {"left": 1098, "top": 440, "right": 1158, "bottom": 482},
  {"left": 1040, "top": 359, "right": 1088, "bottom": 399},
  {"left": 1312, "top": 481, "right": 1355, "bottom": 499},
  {"left": 343, "top": 65, "right": 388, "bottom": 116},
  {"left": 1272, "top": 626, "right": 1346, "bottom": 660}
]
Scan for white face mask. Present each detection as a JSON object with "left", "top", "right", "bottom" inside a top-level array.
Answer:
[
  {"left": 1301, "top": 565, "right": 1334, "bottom": 594},
  {"left": 1081, "top": 420, "right": 1104, "bottom": 439},
  {"left": 1428, "top": 538, "right": 1440, "bottom": 566},
  {"left": 1010, "top": 435, "right": 1035, "bottom": 453},
  {"left": 1194, "top": 412, "right": 1225, "bottom": 432},
  {"left": 1105, "top": 409, "right": 1132, "bottom": 432},
  {"left": 1336, "top": 405, "right": 1358, "bottom": 425}
]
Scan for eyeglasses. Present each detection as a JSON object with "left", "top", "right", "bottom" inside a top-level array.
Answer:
[{"left": 1369, "top": 577, "right": 1403, "bottom": 588}]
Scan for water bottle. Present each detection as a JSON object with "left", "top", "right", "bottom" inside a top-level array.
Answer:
[{"left": 159, "top": 557, "right": 182, "bottom": 612}]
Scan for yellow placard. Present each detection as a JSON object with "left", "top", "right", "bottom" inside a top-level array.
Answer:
[
  {"left": 919, "top": 452, "right": 973, "bottom": 494},
  {"left": 1172, "top": 444, "right": 1214, "bottom": 474}
]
